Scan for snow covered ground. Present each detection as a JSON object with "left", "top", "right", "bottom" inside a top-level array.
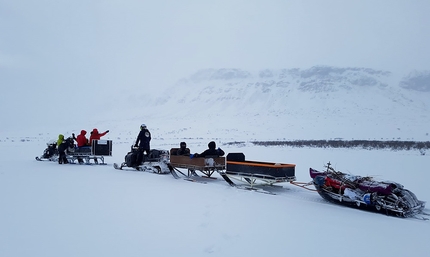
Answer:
[
  {"left": 2, "top": 1, "right": 430, "bottom": 256},
  {"left": 1, "top": 136, "right": 429, "bottom": 257}
]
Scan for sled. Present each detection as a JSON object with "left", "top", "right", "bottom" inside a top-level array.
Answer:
[
  {"left": 219, "top": 153, "right": 296, "bottom": 190},
  {"left": 114, "top": 147, "right": 172, "bottom": 174},
  {"left": 66, "top": 140, "right": 112, "bottom": 165},
  {"left": 169, "top": 148, "right": 225, "bottom": 179},
  {"left": 310, "top": 162, "right": 426, "bottom": 218}
]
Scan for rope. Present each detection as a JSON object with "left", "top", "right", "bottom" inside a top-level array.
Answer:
[
  {"left": 173, "top": 167, "right": 188, "bottom": 177},
  {"left": 290, "top": 181, "right": 317, "bottom": 191}
]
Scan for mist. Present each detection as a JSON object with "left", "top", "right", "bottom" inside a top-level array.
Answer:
[{"left": 1, "top": 0, "right": 429, "bottom": 132}]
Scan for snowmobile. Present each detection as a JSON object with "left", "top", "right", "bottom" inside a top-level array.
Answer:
[
  {"left": 310, "top": 162, "right": 426, "bottom": 218},
  {"left": 114, "top": 146, "right": 172, "bottom": 174},
  {"left": 35, "top": 140, "right": 59, "bottom": 161}
]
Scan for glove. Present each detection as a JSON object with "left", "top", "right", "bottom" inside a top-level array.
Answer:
[
  {"left": 106, "top": 130, "right": 109, "bottom": 133},
  {"left": 217, "top": 147, "right": 221, "bottom": 151}
]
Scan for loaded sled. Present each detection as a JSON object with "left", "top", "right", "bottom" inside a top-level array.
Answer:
[
  {"left": 219, "top": 153, "right": 296, "bottom": 191},
  {"left": 169, "top": 148, "right": 225, "bottom": 180},
  {"left": 310, "top": 162, "right": 426, "bottom": 218},
  {"left": 114, "top": 147, "right": 171, "bottom": 174},
  {"left": 66, "top": 140, "right": 112, "bottom": 165}
]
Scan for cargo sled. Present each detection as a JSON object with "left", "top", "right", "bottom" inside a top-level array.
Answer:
[
  {"left": 66, "top": 140, "right": 113, "bottom": 165},
  {"left": 310, "top": 162, "right": 426, "bottom": 218},
  {"left": 169, "top": 148, "right": 225, "bottom": 180},
  {"left": 114, "top": 147, "right": 171, "bottom": 174},
  {"left": 219, "top": 153, "right": 296, "bottom": 191}
]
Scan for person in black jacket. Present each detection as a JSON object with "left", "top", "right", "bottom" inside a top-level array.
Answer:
[
  {"left": 176, "top": 142, "right": 190, "bottom": 156},
  {"left": 192, "top": 141, "right": 224, "bottom": 158},
  {"left": 57, "top": 136, "right": 74, "bottom": 164},
  {"left": 134, "top": 124, "right": 151, "bottom": 165}
]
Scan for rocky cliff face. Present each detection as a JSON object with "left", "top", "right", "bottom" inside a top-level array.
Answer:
[{"left": 399, "top": 70, "right": 430, "bottom": 92}]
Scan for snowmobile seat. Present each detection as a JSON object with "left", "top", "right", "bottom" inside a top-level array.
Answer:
[{"left": 149, "top": 149, "right": 160, "bottom": 159}]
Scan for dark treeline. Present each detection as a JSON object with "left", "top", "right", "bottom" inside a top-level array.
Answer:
[{"left": 247, "top": 140, "right": 430, "bottom": 152}]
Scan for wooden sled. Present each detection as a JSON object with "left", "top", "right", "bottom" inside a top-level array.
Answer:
[{"left": 169, "top": 148, "right": 225, "bottom": 178}]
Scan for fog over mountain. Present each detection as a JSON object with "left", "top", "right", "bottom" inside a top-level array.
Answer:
[
  {"left": 105, "top": 66, "right": 429, "bottom": 141},
  {"left": 2, "top": 1, "right": 429, "bottom": 141},
  {"left": 2, "top": 65, "right": 429, "bottom": 142}
]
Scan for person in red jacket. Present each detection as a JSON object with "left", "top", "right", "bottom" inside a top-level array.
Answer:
[
  {"left": 89, "top": 128, "right": 109, "bottom": 144},
  {"left": 71, "top": 130, "right": 91, "bottom": 164},
  {"left": 76, "top": 130, "right": 90, "bottom": 147}
]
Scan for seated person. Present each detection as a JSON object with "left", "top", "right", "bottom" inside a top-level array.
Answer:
[
  {"left": 89, "top": 128, "right": 109, "bottom": 144},
  {"left": 176, "top": 142, "right": 190, "bottom": 156},
  {"left": 74, "top": 130, "right": 90, "bottom": 148},
  {"left": 192, "top": 141, "right": 224, "bottom": 158}
]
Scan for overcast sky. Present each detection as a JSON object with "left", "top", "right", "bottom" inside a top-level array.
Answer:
[{"left": 1, "top": 0, "right": 429, "bottom": 130}]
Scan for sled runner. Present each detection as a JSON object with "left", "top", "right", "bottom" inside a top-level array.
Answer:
[
  {"left": 169, "top": 148, "right": 225, "bottom": 179},
  {"left": 219, "top": 153, "right": 296, "bottom": 190},
  {"left": 310, "top": 162, "right": 426, "bottom": 218},
  {"left": 114, "top": 147, "right": 171, "bottom": 174}
]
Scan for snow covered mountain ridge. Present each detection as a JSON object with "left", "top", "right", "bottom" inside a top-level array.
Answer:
[
  {"left": 130, "top": 66, "right": 429, "bottom": 141},
  {"left": 7, "top": 66, "right": 428, "bottom": 142},
  {"left": 176, "top": 66, "right": 430, "bottom": 92}
]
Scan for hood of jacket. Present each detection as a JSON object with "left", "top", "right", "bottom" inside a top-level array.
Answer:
[
  {"left": 80, "top": 130, "right": 87, "bottom": 135},
  {"left": 57, "top": 134, "right": 64, "bottom": 146}
]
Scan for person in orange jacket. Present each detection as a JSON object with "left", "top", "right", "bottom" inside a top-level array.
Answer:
[{"left": 89, "top": 128, "right": 109, "bottom": 144}]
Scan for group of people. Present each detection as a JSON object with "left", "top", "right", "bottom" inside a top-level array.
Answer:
[
  {"left": 53, "top": 123, "right": 225, "bottom": 166},
  {"left": 131, "top": 124, "right": 225, "bottom": 167},
  {"left": 73, "top": 128, "right": 110, "bottom": 147},
  {"left": 175, "top": 141, "right": 225, "bottom": 158},
  {"left": 56, "top": 128, "right": 109, "bottom": 164}
]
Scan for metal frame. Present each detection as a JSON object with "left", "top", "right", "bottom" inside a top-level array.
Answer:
[{"left": 222, "top": 171, "right": 296, "bottom": 188}]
